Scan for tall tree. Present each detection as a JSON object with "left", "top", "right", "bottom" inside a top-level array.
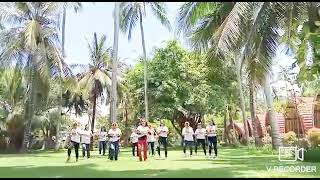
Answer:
[
  {"left": 110, "top": 2, "right": 120, "bottom": 123},
  {"left": 0, "top": 2, "right": 66, "bottom": 152},
  {"left": 74, "top": 33, "right": 112, "bottom": 149},
  {"left": 55, "top": 2, "right": 82, "bottom": 150},
  {"left": 176, "top": 2, "right": 250, "bottom": 144},
  {"left": 119, "top": 2, "right": 171, "bottom": 121}
]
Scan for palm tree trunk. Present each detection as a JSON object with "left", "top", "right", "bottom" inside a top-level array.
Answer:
[
  {"left": 55, "top": 7, "right": 66, "bottom": 151},
  {"left": 223, "top": 108, "right": 228, "bottom": 143},
  {"left": 62, "top": 7, "right": 66, "bottom": 57},
  {"left": 249, "top": 80, "right": 262, "bottom": 147},
  {"left": 110, "top": 2, "right": 120, "bottom": 123},
  {"left": 264, "top": 75, "right": 282, "bottom": 149},
  {"left": 235, "top": 61, "right": 249, "bottom": 145},
  {"left": 21, "top": 55, "right": 35, "bottom": 152},
  {"left": 91, "top": 91, "right": 97, "bottom": 150},
  {"left": 139, "top": 9, "right": 149, "bottom": 121}
]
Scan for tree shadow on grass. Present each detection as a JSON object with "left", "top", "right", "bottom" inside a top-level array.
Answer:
[{"left": 0, "top": 164, "right": 241, "bottom": 178}]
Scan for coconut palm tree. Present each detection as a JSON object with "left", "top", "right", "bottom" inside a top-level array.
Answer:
[
  {"left": 55, "top": 2, "right": 82, "bottom": 150},
  {"left": 75, "top": 33, "right": 112, "bottom": 144},
  {"left": 0, "top": 2, "right": 67, "bottom": 152},
  {"left": 176, "top": 2, "right": 250, "bottom": 144},
  {"left": 119, "top": 2, "right": 171, "bottom": 121},
  {"left": 176, "top": 2, "right": 320, "bottom": 149}
]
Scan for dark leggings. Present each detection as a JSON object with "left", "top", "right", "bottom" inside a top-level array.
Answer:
[
  {"left": 148, "top": 142, "right": 155, "bottom": 155},
  {"left": 132, "top": 142, "right": 138, "bottom": 156},
  {"left": 67, "top": 141, "right": 79, "bottom": 160},
  {"left": 208, "top": 136, "right": 217, "bottom": 156},
  {"left": 82, "top": 143, "right": 90, "bottom": 158},
  {"left": 99, "top": 141, "right": 107, "bottom": 155},
  {"left": 195, "top": 139, "right": 206, "bottom": 155},
  {"left": 183, "top": 140, "right": 193, "bottom": 155},
  {"left": 157, "top": 137, "right": 168, "bottom": 157}
]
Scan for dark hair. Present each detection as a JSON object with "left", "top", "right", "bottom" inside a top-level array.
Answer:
[
  {"left": 212, "top": 121, "right": 216, "bottom": 126},
  {"left": 101, "top": 126, "right": 106, "bottom": 132}
]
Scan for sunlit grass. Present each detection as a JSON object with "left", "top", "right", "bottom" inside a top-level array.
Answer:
[{"left": 0, "top": 147, "right": 319, "bottom": 178}]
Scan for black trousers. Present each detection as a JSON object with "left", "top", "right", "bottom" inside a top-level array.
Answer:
[
  {"left": 208, "top": 136, "right": 217, "bottom": 156},
  {"left": 195, "top": 139, "right": 206, "bottom": 155},
  {"left": 67, "top": 141, "right": 79, "bottom": 160},
  {"left": 148, "top": 142, "right": 155, "bottom": 155},
  {"left": 82, "top": 143, "right": 90, "bottom": 158},
  {"left": 132, "top": 142, "right": 138, "bottom": 156},
  {"left": 157, "top": 137, "right": 168, "bottom": 157},
  {"left": 183, "top": 140, "right": 193, "bottom": 155}
]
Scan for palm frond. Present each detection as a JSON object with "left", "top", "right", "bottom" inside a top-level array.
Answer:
[{"left": 149, "top": 2, "right": 171, "bottom": 31}]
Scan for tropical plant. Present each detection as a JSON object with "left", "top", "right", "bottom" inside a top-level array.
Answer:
[
  {"left": 74, "top": 32, "right": 113, "bottom": 142},
  {"left": 119, "top": 2, "right": 171, "bottom": 121},
  {"left": 0, "top": 2, "right": 68, "bottom": 152}
]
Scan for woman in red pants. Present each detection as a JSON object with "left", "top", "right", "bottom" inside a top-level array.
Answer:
[{"left": 136, "top": 118, "right": 149, "bottom": 161}]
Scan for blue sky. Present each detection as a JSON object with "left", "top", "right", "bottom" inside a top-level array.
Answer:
[{"left": 65, "top": 2, "right": 184, "bottom": 66}]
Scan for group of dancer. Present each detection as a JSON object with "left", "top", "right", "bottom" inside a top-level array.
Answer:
[
  {"left": 66, "top": 122, "right": 121, "bottom": 162},
  {"left": 65, "top": 118, "right": 218, "bottom": 162}
]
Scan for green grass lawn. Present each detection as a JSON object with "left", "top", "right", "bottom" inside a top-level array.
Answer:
[{"left": 0, "top": 147, "right": 319, "bottom": 178}]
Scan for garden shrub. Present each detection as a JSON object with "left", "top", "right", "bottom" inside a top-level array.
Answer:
[
  {"left": 262, "top": 134, "right": 272, "bottom": 145},
  {"left": 307, "top": 128, "right": 320, "bottom": 148},
  {"left": 283, "top": 131, "right": 298, "bottom": 146},
  {"left": 296, "top": 138, "right": 310, "bottom": 149}
]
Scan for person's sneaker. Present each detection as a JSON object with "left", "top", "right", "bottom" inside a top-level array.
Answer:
[
  {"left": 66, "top": 157, "right": 70, "bottom": 163},
  {"left": 76, "top": 158, "right": 78, "bottom": 162},
  {"left": 183, "top": 153, "right": 187, "bottom": 158}
]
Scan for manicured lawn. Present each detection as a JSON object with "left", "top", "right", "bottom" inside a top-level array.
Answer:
[{"left": 0, "top": 147, "right": 319, "bottom": 178}]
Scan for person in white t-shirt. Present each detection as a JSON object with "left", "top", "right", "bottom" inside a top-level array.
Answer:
[
  {"left": 66, "top": 123, "right": 81, "bottom": 162},
  {"left": 206, "top": 121, "right": 218, "bottom": 158},
  {"left": 136, "top": 118, "right": 149, "bottom": 161},
  {"left": 182, "top": 121, "right": 194, "bottom": 157},
  {"left": 80, "top": 125, "right": 92, "bottom": 159},
  {"left": 156, "top": 120, "right": 169, "bottom": 158},
  {"left": 108, "top": 122, "right": 121, "bottom": 161},
  {"left": 147, "top": 124, "right": 156, "bottom": 156},
  {"left": 129, "top": 128, "right": 139, "bottom": 157},
  {"left": 98, "top": 126, "right": 108, "bottom": 156},
  {"left": 194, "top": 123, "right": 207, "bottom": 156}
]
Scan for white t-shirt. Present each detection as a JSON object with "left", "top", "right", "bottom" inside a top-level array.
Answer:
[
  {"left": 195, "top": 128, "right": 206, "bottom": 139},
  {"left": 81, "top": 130, "right": 92, "bottom": 144},
  {"left": 156, "top": 126, "right": 169, "bottom": 138},
  {"left": 206, "top": 125, "right": 217, "bottom": 137},
  {"left": 136, "top": 126, "right": 149, "bottom": 138},
  {"left": 182, "top": 127, "right": 194, "bottom": 141},
  {"left": 70, "top": 128, "right": 81, "bottom": 143},
  {"left": 108, "top": 128, "right": 121, "bottom": 142},
  {"left": 147, "top": 128, "right": 156, "bottom": 142},
  {"left": 99, "top": 131, "right": 108, "bottom": 141},
  {"left": 130, "top": 132, "right": 138, "bottom": 143}
]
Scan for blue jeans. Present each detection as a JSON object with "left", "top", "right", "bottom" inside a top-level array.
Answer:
[
  {"left": 99, "top": 141, "right": 107, "bottom": 155},
  {"left": 208, "top": 136, "right": 217, "bottom": 156},
  {"left": 109, "top": 140, "right": 119, "bottom": 161},
  {"left": 183, "top": 140, "right": 193, "bottom": 155},
  {"left": 82, "top": 143, "right": 90, "bottom": 158}
]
